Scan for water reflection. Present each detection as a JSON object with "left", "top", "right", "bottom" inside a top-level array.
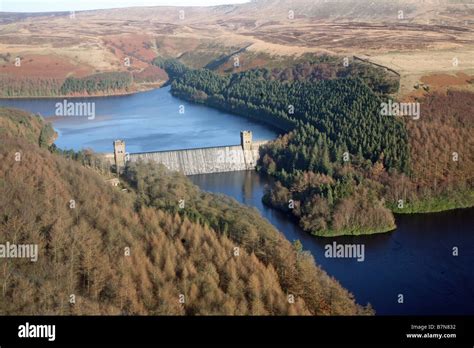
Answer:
[{"left": 190, "top": 170, "right": 474, "bottom": 315}]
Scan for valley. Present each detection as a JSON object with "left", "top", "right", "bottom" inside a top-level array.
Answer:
[{"left": 0, "top": 0, "right": 473, "bottom": 317}]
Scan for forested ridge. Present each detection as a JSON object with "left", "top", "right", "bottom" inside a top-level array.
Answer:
[
  {"left": 59, "top": 72, "right": 133, "bottom": 96},
  {"left": 161, "top": 59, "right": 473, "bottom": 236},
  {"left": 164, "top": 62, "right": 407, "bottom": 235},
  {"left": 0, "top": 68, "right": 167, "bottom": 97},
  {"left": 210, "top": 53, "right": 400, "bottom": 95},
  {"left": 384, "top": 91, "right": 474, "bottom": 213},
  {"left": 260, "top": 56, "right": 400, "bottom": 94},
  {"left": 0, "top": 72, "right": 133, "bottom": 97},
  {"left": 0, "top": 107, "right": 370, "bottom": 315},
  {"left": 0, "top": 76, "right": 63, "bottom": 97},
  {"left": 169, "top": 67, "right": 409, "bottom": 171}
]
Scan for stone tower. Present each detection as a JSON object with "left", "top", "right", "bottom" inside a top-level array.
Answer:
[
  {"left": 114, "top": 140, "right": 126, "bottom": 173},
  {"left": 240, "top": 131, "right": 252, "bottom": 151}
]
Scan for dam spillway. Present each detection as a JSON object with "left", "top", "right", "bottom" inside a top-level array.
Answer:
[
  {"left": 128, "top": 143, "right": 267, "bottom": 175},
  {"left": 109, "top": 131, "right": 270, "bottom": 176}
]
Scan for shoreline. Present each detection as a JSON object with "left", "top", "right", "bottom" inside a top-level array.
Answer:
[
  {"left": 261, "top": 179, "right": 472, "bottom": 238},
  {"left": 0, "top": 82, "right": 166, "bottom": 100},
  {"left": 389, "top": 191, "right": 474, "bottom": 215},
  {"left": 391, "top": 202, "right": 474, "bottom": 215},
  {"left": 167, "top": 88, "right": 474, "bottom": 238}
]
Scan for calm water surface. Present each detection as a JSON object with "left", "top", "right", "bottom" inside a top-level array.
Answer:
[
  {"left": 0, "top": 86, "right": 278, "bottom": 153},
  {"left": 190, "top": 171, "right": 474, "bottom": 315}
]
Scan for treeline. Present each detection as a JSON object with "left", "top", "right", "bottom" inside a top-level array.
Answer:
[
  {"left": 0, "top": 72, "right": 133, "bottom": 97},
  {"left": 170, "top": 68, "right": 409, "bottom": 172},
  {"left": 50, "top": 146, "right": 112, "bottom": 174},
  {"left": 164, "top": 59, "right": 472, "bottom": 229},
  {"left": 169, "top": 68, "right": 295, "bottom": 131},
  {"left": 259, "top": 90, "right": 474, "bottom": 232},
  {"left": 161, "top": 62, "right": 413, "bottom": 236},
  {"left": 255, "top": 55, "right": 400, "bottom": 94},
  {"left": 0, "top": 108, "right": 370, "bottom": 315},
  {"left": 0, "top": 107, "right": 54, "bottom": 146},
  {"left": 124, "top": 161, "right": 373, "bottom": 314},
  {"left": 260, "top": 127, "right": 396, "bottom": 236},
  {"left": 206, "top": 53, "right": 399, "bottom": 94},
  {"left": 60, "top": 72, "right": 133, "bottom": 95},
  {"left": 132, "top": 65, "right": 168, "bottom": 84},
  {"left": 0, "top": 76, "right": 62, "bottom": 97},
  {"left": 382, "top": 90, "right": 474, "bottom": 213},
  {"left": 152, "top": 57, "right": 189, "bottom": 80}
]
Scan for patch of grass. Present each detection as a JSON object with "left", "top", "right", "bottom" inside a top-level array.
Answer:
[{"left": 390, "top": 190, "right": 474, "bottom": 214}]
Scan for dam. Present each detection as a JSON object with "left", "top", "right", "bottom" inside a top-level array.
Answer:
[{"left": 108, "top": 131, "right": 270, "bottom": 175}]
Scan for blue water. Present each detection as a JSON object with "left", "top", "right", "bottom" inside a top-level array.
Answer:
[
  {"left": 0, "top": 86, "right": 278, "bottom": 153},
  {"left": 190, "top": 171, "right": 474, "bottom": 315}
]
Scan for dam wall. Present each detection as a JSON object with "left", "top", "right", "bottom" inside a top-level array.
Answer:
[
  {"left": 129, "top": 142, "right": 266, "bottom": 175},
  {"left": 107, "top": 131, "right": 270, "bottom": 175}
]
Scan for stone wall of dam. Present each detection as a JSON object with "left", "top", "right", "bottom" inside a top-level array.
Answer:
[
  {"left": 128, "top": 142, "right": 267, "bottom": 175},
  {"left": 107, "top": 131, "right": 270, "bottom": 176}
]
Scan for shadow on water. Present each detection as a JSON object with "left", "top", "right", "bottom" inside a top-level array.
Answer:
[{"left": 190, "top": 170, "right": 474, "bottom": 315}]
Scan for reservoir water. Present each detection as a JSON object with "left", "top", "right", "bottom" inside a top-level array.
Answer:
[
  {"left": 0, "top": 86, "right": 277, "bottom": 153},
  {"left": 189, "top": 171, "right": 474, "bottom": 315},
  {"left": 1, "top": 88, "right": 473, "bottom": 315}
]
